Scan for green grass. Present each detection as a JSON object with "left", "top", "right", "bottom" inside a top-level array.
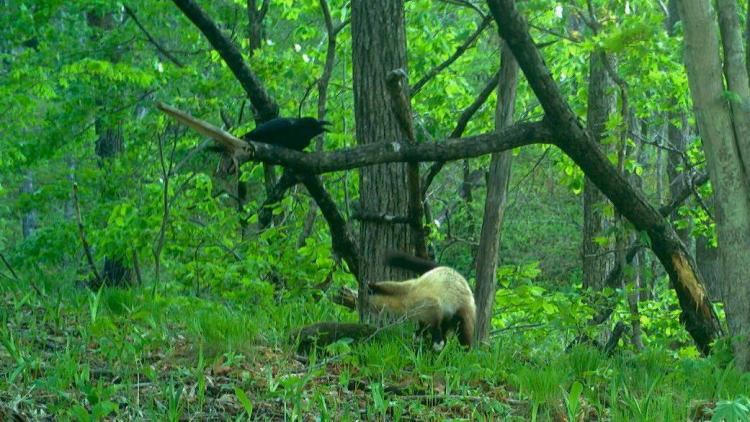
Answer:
[{"left": 1, "top": 279, "right": 748, "bottom": 421}]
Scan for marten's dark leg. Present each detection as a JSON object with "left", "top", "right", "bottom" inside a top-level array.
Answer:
[
  {"left": 441, "top": 314, "right": 460, "bottom": 336},
  {"left": 429, "top": 320, "right": 445, "bottom": 351}
]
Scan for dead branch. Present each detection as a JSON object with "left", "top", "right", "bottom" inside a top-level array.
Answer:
[{"left": 292, "top": 322, "right": 376, "bottom": 354}]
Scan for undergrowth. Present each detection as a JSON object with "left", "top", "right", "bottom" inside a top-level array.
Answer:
[{"left": 1, "top": 277, "right": 748, "bottom": 421}]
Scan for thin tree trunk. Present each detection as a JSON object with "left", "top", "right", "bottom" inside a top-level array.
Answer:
[
  {"left": 583, "top": 52, "right": 614, "bottom": 290},
  {"left": 474, "top": 41, "right": 518, "bottom": 343}
]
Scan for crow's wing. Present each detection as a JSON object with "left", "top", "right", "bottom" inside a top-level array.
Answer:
[{"left": 245, "top": 118, "right": 296, "bottom": 142}]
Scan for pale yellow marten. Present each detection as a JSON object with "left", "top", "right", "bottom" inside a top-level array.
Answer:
[{"left": 368, "top": 253, "right": 476, "bottom": 351}]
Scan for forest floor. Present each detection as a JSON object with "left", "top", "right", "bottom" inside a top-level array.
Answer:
[{"left": 1, "top": 280, "right": 749, "bottom": 421}]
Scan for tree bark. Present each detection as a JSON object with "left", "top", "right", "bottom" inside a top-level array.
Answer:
[
  {"left": 474, "top": 41, "right": 518, "bottom": 342},
  {"left": 352, "top": 0, "right": 418, "bottom": 319},
  {"left": 679, "top": 0, "right": 750, "bottom": 368},
  {"left": 583, "top": 51, "right": 615, "bottom": 291},
  {"left": 696, "top": 233, "right": 722, "bottom": 301},
  {"left": 488, "top": 0, "right": 722, "bottom": 354}
]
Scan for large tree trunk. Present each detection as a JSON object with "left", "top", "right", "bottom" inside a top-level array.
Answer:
[
  {"left": 352, "top": 0, "right": 413, "bottom": 319},
  {"left": 488, "top": 0, "right": 722, "bottom": 354},
  {"left": 678, "top": 0, "right": 750, "bottom": 369},
  {"left": 583, "top": 52, "right": 615, "bottom": 290},
  {"left": 474, "top": 41, "right": 518, "bottom": 342}
]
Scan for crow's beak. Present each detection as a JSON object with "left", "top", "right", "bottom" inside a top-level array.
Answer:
[{"left": 320, "top": 120, "right": 332, "bottom": 132}]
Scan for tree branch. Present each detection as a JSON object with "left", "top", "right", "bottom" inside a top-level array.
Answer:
[{"left": 157, "top": 102, "right": 553, "bottom": 174}]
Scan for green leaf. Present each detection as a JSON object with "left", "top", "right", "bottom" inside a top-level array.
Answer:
[{"left": 235, "top": 387, "right": 254, "bottom": 417}]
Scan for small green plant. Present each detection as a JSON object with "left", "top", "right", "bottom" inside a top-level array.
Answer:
[
  {"left": 711, "top": 396, "right": 750, "bottom": 422},
  {"left": 370, "top": 381, "right": 388, "bottom": 418},
  {"left": 563, "top": 381, "right": 583, "bottom": 421},
  {"left": 235, "top": 387, "right": 254, "bottom": 418}
]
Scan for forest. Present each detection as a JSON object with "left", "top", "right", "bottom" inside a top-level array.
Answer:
[{"left": 1, "top": 0, "right": 750, "bottom": 420}]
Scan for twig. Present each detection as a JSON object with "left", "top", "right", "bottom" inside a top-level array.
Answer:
[
  {"left": 690, "top": 179, "right": 715, "bottom": 221},
  {"left": 396, "top": 394, "right": 485, "bottom": 404},
  {"left": 132, "top": 249, "right": 143, "bottom": 286},
  {"left": 124, "top": 5, "right": 184, "bottom": 67},
  {"left": 508, "top": 147, "right": 550, "bottom": 194},
  {"left": 72, "top": 184, "right": 103, "bottom": 285},
  {"left": 411, "top": 15, "right": 492, "bottom": 96},
  {"left": 438, "top": 0, "right": 487, "bottom": 18},
  {"left": 422, "top": 70, "right": 501, "bottom": 194},
  {"left": 528, "top": 23, "right": 581, "bottom": 43},
  {"left": 0, "top": 253, "right": 44, "bottom": 296},
  {"left": 0, "top": 253, "right": 20, "bottom": 281}
]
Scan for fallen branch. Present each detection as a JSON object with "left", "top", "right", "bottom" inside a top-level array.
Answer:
[{"left": 292, "top": 322, "right": 376, "bottom": 354}]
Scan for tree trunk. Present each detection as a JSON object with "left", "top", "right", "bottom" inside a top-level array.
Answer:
[
  {"left": 246, "top": 0, "right": 266, "bottom": 55},
  {"left": 94, "top": 118, "right": 133, "bottom": 288},
  {"left": 678, "top": 0, "right": 750, "bottom": 368},
  {"left": 88, "top": 8, "right": 132, "bottom": 288},
  {"left": 583, "top": 51, "right": 615, "bottom": 290},
  {"left": 488, "top": 0, "right": 722, "bottom": 354},
  {"left": 352, "top": 0, "right": 413, "bottom": 319},
  {"left": 474, "top": 41, "right": 518, "bottom": 343}
]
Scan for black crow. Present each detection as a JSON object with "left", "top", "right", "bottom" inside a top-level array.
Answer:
[{"left": 244, "top": 117, "right": 331, "bottom": 151}]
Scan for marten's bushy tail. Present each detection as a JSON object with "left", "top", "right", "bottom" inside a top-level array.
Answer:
[
  {"left": 456, "top": 305, "right": 475, "bottom": 347},
  {"left": 385, "top": 251, "right": 439, "bottom": 274}
]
